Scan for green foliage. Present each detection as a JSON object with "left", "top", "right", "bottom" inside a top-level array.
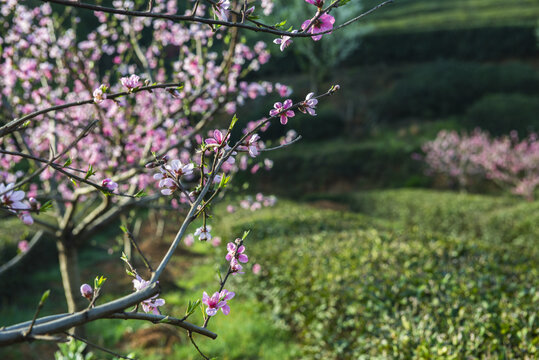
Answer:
[
  {"left": 373, "top": 61, "right": 539, "bottom": 121},
  {"left": 252, "top": 135, "right": 428, "bottom": 196},
  {"left": 292, "top": 105, "right": 346, "bottom": 141},
  {"left": 325, "top": 189, "right": 539, "bottom": 245},
  {"left": 94, "top": 275, "right": 107, "bottom": 289},
  {"left": 55, "top": 341, "right": 95, "bottom": 360},
  {"left": 465, "top": 93, "right": 539, "bottom": 136},
  {"left": 218, "top": 195, "right": 538, "bottom": 359}
]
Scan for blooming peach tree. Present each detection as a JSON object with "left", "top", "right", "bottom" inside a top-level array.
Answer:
[
  {"left": 0, "top": 0, "right": 391, "bottom": 357},
  {"left": 421, "top": 129, "right": 539, "bottom": 200}
]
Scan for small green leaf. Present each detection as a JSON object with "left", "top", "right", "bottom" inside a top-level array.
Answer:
[
  {"left": 186, "top": 299, "right": 201, "bottom": 317},
  {"left": 159, "top": 316, "right": 170, "bottom": 323},
  {"left": 218, "top": 174, "right": 227, "bottom": 188},
  {"left": 125, "top": 268, "right": 135, "bottom": 277},
  {"left": 275, "top": 20, "right": 287, "bottom": 28},
  {"left": 84, "top": 164, "right": 96, "bottom": 180},
  {"left": 63, "top": 158, "right": 72, "bottom": 168},
  {"left": 120, "top": 225, "right": 128, "bottom": 234},
  {"left": 242, "top": 230, "right": 251, "bottom": 240},
  {"left": 200, "top": 303, "right": 207, "bottom": 320},
  {"left": 134, "top": 189, "right": 147, "bottom": 198},
  {"left": 70, "top": 178, "right": 77, "bottom": 187},
  {"left": 94, "top": 275, "right": 107, "bottom": 289},
  {"left": 39, "top": 200, "right": 53, "bottom": 213},
  {"left": 40, "top": 289, "right": 51, "bottom": 304},
  {"left": 229, "top": 114, "right": 238, "bottom": 130}
]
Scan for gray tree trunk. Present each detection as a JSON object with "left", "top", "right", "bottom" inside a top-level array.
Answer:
[{"left": 57, "top": 239, "right": 85, "bottom": 336}]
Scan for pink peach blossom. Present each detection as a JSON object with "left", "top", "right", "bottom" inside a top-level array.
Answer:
[
  {"left": 301, "top": 13, "right": 335, "bottom": 41},
  {"left": 269, "top": 99, "right": 295, "bottom": 125},
  {"left": 202, "top": 289, "right": 235, "bottom": 316}
]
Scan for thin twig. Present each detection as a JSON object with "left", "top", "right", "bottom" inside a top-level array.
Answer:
[
  {"left": 333, "top": 0, "right": 394, "bottom": 32},
  {"left": 146, "top": 0, "right": 154, "bottom": 12},
  {"left": 192, "top": 0, "right": 200, "bottom": 15},
  {"left": 65, "top": 332, "right": 136, "bottom": 360},
  {"left": 261, "top": 135, "right": 303, "bottom": 152},
  {"left": 108, "top": 312, "right": 217, "bottom": 339},
  {"left": 24, "top": 290, "right": 50, "bottom": 337},
  {"left": 188, "top": 331, "right": 210, "bottom": 360},
  {"left": 0, "top": 150, "right": 86, "bottom": 174},
  {"left": 124, "top": 228, "right": 154, "bottom": 273},
  {"left": 87, "top": 287, "right": 101, "bottom": 309},
  {"left": 0, "top": 231, "right": 45, "bottom": 277}
]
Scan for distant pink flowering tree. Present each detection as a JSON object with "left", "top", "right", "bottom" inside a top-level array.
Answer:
[
  {"left": 476, "top": 131, "right": 539, "bottom": 201},
  {"left": 421, "top": 129, "right": 539, "bottom": 200},
  {"left": 421, "top": 129, "right": 489, "bottom": 189}
]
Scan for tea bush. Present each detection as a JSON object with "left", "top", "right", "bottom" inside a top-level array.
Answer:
[
  {"left": 373, "top": 61, "right": 539, "bottom": 121},
  {"left": 219, "top": 195, "right": 538, "bottom": 359},
  {"left": 465, "top": 93, "right": 539, "bottom": 135}
]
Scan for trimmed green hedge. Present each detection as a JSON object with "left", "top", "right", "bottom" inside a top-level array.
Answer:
[
  {"left": 324, "top": 189, "right": 539, "bottom": 245},
  {"left": 352, "top": 26, "right": 538, "bottom": 65},
  {"left": 465, "top": 93, "right": 539, "bottom": 135},
  {"left": 219, "top": 195, "right": 538, "bottom": 359},
  {"left": 373, "top": 61, "right": 539, "bottom": 122},
  {"left": 245, "top": 138, "right": 428, "bottom": 196}
]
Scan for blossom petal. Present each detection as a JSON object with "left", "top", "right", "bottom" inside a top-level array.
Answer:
[
  {"left": 221, "top": 304, "right": 231, "bottom": 315},
  {"left": 206, "top": 307, "right": 217, "bottom": 316}
]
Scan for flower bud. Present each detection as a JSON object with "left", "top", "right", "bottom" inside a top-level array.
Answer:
[
  {"left": 80, "top": 284, "right": 93, "bottom": 300},
  {"left": 18, "top": 240, "right": 29, "bottom": 253},
  {"left": 102, "top": 178, "right": 118, "bottom": 192},
  {"left": 19, "top": 212, "right": 33, "bottom": 225},
  {"left": 29, "top": 197, "right": 40, "bottom": 210}
]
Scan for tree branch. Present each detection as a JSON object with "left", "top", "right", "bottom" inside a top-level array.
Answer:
[
  {"left": 0, "top": 283, "right": 159, "bottom": 346},
  {"left": 39, "top": 0, "right": 393, "bottom": 38},
  {"left": 0, "top": 231, "right": 45, "bottom": 277},
  {"left": 0, "top": 82, "right": 182, "bottom": 137},
  {"left": 108, "top": 312, "right": 217, "bottom": 339}
]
